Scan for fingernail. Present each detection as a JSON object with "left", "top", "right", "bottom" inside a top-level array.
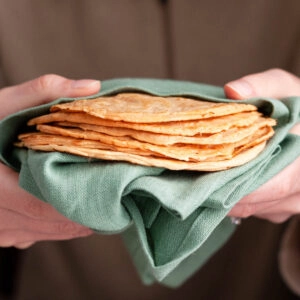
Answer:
[
  {"left": 226, "top": 79, "right": 253, "bottom": 98},
  {"left": 72, "top": 79, "right": 100, "bottom": 89}
]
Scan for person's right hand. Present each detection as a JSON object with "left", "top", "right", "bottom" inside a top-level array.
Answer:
[{"left": 0, "top": 74, "right": 101, "bottom": 248}]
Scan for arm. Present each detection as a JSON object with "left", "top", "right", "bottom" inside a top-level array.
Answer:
[
  {"left": 0, "top": 74, "right": 100, "bottom": 248},
  {"left": 225, "top": 68, "right": 300, "bottom": 223}
]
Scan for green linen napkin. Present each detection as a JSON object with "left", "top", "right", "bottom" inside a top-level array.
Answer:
[{"left": 1, "top": 78, "right": 300, "bottom": 287}]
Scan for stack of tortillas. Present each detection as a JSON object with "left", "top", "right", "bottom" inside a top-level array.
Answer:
[{"left": 16, "top": 93, "right": 276, "bottom": 171}]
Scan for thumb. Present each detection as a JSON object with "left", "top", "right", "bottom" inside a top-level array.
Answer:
[
  {"left": 0, "top": 74, "right": 101, "bottom": 118},
  {"left": 224, "top": 68, "right": 300, "bottom": 100}
]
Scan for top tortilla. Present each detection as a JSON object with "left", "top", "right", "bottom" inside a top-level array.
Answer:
[{"left": 50, "top": 93, "right": 257, "bottom": 123}]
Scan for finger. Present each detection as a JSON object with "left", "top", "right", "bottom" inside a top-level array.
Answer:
[
  {"left": 231, "top": 155, "right": 300, "bottom": 206},
  {"left": 0, "top": 74, "right": 101, "bottom": 118},
  {"left": 224, "top": 68, "right": 300, "bottom": 99},
  {"left": 253, "top": 193, "right": 300, "bottom": 216},
  {"left": 0, "top": 228, "right": 92, "bottom": 248},
  {"left": 0, "top": 208, "right": 92, "bottom": 236},
  {"left": 255, "top": 213, "right": 292, "bottom": 224},
  {"left": 228, "top": 199, "right": 280, "bottom": 218},
  {"left": 0, "top": 164, "right": 79, "bottom": 221},
  {"left": 229, "top": 192, "right": 300, "bottom": 219}
]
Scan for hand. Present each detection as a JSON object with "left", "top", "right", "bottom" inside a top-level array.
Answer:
[
  {"left": 0, "top": 74, "right": 100, "bottom": 248},
  {"left": 225, "top": 68, "right": 300, "bottom": 223}
]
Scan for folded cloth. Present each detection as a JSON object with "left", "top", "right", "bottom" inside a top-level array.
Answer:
[{"left": 0, "top": 78, "right": 300, "bottom": 287}]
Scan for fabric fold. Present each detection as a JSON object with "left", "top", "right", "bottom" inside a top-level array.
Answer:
[{"left": 0, "top": 78, "right": 299, "bottom": 287}]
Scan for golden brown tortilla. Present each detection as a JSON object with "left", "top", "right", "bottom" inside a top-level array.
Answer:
[
  {"left": 50, "top": 93, "right": 257, "bottom": 123},
  {"left": 16, "top": 133, "right": 267, "bottom": 171},
  {"left": 17, "top": 92, "right": 276, "bottom": 171},
  {"left": 43, "top": 116, "right": 275, "bottom": 146},
  {"left": 28, "top": 111, "right": 264, "bottom": 136}
]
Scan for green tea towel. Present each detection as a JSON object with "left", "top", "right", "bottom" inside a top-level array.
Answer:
[{"left": 1, "top": 78, "right": 300, "bottom": 287}]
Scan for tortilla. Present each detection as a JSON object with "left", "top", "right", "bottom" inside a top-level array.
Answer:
[
  {"left": 28, "top": 111, "right": 264, "bottom": 136},
  {"left": 16, "top": 132, "right": 267, "bottom": 171},
  {"left": 50, "top": 93, "right": 257, "bottom": 123},
  {"left": 18, "top": 121, "right": 274, "bottom": 163},
  {"left": 17, "top": 92, "right": 276, "bottom": 171},
  {"left": 18, "top": 131, "right": 235, "bottom": 162},
  {"left": 45, "top": 116, "right": 275, "bottom": 146},
  {"left": 16, "top": 132, "right": 153, "bottom": 157}
]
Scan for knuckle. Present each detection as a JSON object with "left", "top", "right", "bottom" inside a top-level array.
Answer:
[
  {"left": 268, "top": 68, "right": 300, "bottom": 84},
  {"left": 267, "top": 68, "right": 288, "bottom": 76},
  {"left": 30, "top": 74, "right": 61, "bottom": 93}
]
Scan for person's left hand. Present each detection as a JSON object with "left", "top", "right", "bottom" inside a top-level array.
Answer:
[{"left": 225, "top": 68, "right": 300, "bottom": 223}]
